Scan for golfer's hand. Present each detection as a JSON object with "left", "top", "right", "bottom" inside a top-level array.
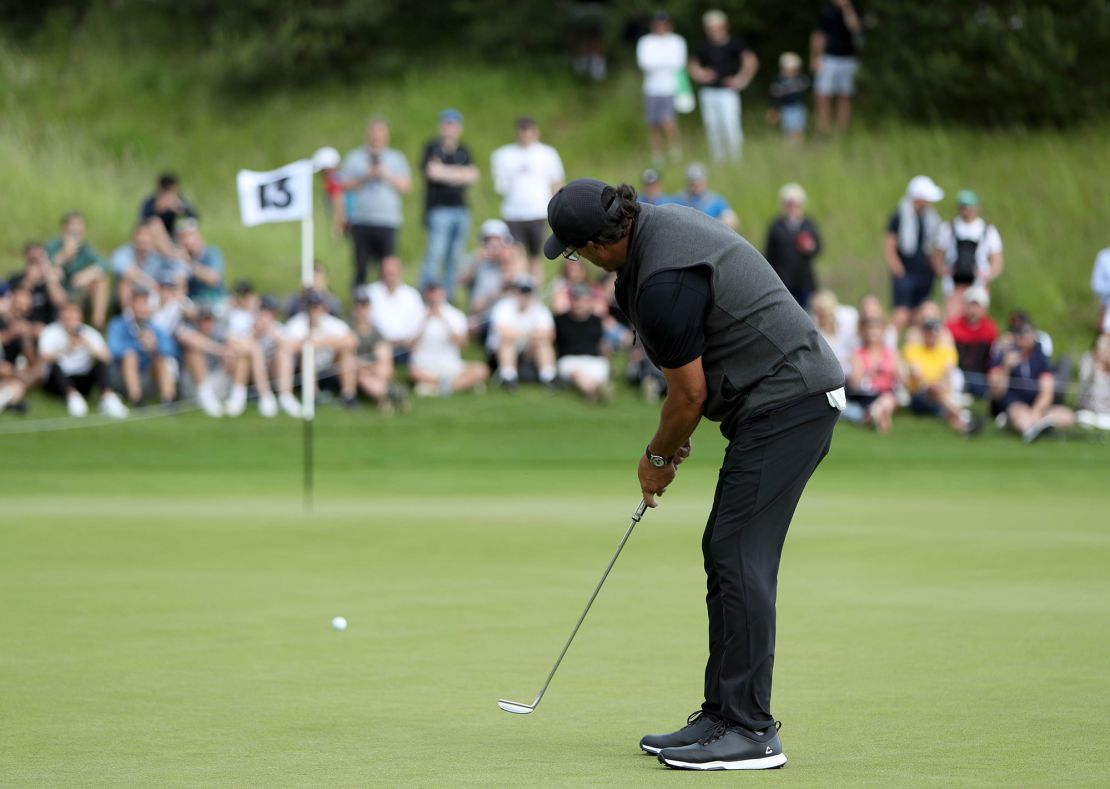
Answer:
[
  {"left": 638, "top": 454, "right": 676, "bottom": 508},
  {"left": 673, "top": 438, "right": 692, "bottom": 466}
]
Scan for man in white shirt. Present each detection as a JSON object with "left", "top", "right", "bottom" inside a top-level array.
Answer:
[
  {"left": 636, "top": 11, "right": 687, "bottom": 163},
  {"left": 486, "top": 276, "right": 557, "bottom": 390},
  {"left": 932, "top": 190, "right": 1003, "bottom": 319},
  {"left": 275, "top": 291, "right": 358, "bottom": 416},
  {"left": 364, "top": 256, "right": 425, "bottom": 363},
  {"left": 39, "top": 301, "right": 129, "bottom": 418},
  {"left": 490, "top": 117, "right": 565, "bottom": 281},
  {"left": 410, "top": 282, "right": 490, "bottom": 397}
]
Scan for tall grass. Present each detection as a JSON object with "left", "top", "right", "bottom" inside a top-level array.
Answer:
[{"left": 2, "top": 37, "right": 1108, "bottom": 350}]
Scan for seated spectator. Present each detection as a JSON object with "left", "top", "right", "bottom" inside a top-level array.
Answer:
[
  {"left": 38, "top": 300, "right": 129, "bottom": 418},
  {"left": 350, "top": 291, "right": 408, "bottom": 413},
  {"left": 550, "top": 257, "right": 607, "bottom": 317},
  {"left": 554, "top": 284, "right": 613, "bottom": 403},
  {"left": 768, "top": 52, "right": 809, "bottom": 143},
  {"left": 1077, "top": 333, "right": 1110, "bottom": 431},
  {"left": 284, "top": 261, "right": 342, "bottom": 318},
  {"left": 597, "top": 271, "right": 632, "bottom": 352},
  {"left": 933, "top": 190, "right": 1003, "bottom": 319},
  {"left": 410, "top": 282, "right": 489, "bottom": 397},
  {"left": 111, "top": 220, "right": 185, "bottom": 310},
  {"left": 946, "top": 285, "right": 998, "bottom": 397},
  {"left": 140, "top": 172, "right": 197, "bottom": 238},
  {"left": 45, "top": 213, "right": 109, "bottom": 329},
  {"left": 461, "top": 219, "right": 526, "bottom": 339},
  {"left": 902, "top": 313, "right": 980, "bottom": 434},
  {"left": 673, "top": 163, "right": 739, "bottom": 230},
  {"left": 365, "top": 256, "right": 425, "bottom": 361},
  {"left": 988, "top": 314, "right": 1075, "bottom": 442},
  {"left": 0, "top": 281, "right": 40, "bottom": 382},
  {"left": 150, "top": 278, "right": 225, "bottom": 418},
  {"left": 177, "top": 219, "right": 227, "bottom": 312},
  {"left": 276, "top": 291, "right": 358, "bottom": 417},
  {"left": 11, "top": 242, "right": 66, "bottom": 326},
  {"left": 1091, "top": 245, "right": 1110, "bottom": 329},
  {"left": 106, "top": 288, "right": 178, "bottom": 407},
  {"left": 858, "top": 294, "right": 899, "bottom": 350},
  {"left": 809, "top": 289, "right": 857, "bottom": 375},
  {"left": 0, "top": 351, "right": 27, "bottom": 414},
  {"left": 223, "top": 284, "right": 279, "bottom": 418},
  {"left": 486, "top": 276, "right": 557, "bottom": 390},
  {"left": 847, "top": 316, "right": 900, "bottom": 432},
  {"left": 764, "top": 183, "right": 821, "bottom": 308},
  {"left": 637, "top": 168, "right": 673, "bottom": 206}
]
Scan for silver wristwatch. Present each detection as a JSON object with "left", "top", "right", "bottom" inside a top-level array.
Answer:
[{"left": 645, "top": 445, "right": 672, "bottom": 468}]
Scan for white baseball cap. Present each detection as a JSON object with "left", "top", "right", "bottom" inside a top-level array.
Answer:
[
  {"left": 906, "top": 175, "right": 944, "bottom": 202},
  {"left": 312, "top": 146, "right": 341, "bottom": 171},
  {"left": 965, "top": 285, "right": 990, "bottom": 307},
  {"left": 480, "top": 218, "right": 514, "bottom": 242}
]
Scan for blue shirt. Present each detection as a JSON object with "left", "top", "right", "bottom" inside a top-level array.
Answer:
[
  {"left": 110, "top": 244, "right": 188, "bottom": 284},
  {"left": 990, "top": 344, "right": 1051, "bottom": 406},
  {"left": 186, "top": 245, "right": 226, "bottom": 305},
  {"left": 107, "top": 315, "right": 176, "bottom": 371},
  {"left": 674, "top": 190, "right": 731, "bottom": 220}
]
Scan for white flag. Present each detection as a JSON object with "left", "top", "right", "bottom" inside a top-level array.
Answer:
[{"left": 237, "top": 160, "right": 314, "bottom": 227}]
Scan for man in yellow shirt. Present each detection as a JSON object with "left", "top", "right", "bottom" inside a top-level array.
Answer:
[{"left": 903, "top": 315, "right": 981, "bottom": 434}]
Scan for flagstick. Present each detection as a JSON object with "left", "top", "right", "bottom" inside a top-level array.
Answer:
[{"left": 301, "top": 209, "right": 315, "bottom": 514}]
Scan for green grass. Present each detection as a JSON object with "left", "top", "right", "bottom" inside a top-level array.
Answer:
[
  {"left": 2, "top": 37, "right": 1109, "bottom": 350},
  {"left": 2, "top": 392, "right": 1108, "bottom": 786}
]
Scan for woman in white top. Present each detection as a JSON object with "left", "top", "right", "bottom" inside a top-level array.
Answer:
[{"left": 933, "top": 189, "right": 1003, "bottom": 319}]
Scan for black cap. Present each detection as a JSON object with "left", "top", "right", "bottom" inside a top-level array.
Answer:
[
  {"left": 922, "top": 318, "right": 942, "bottom": 331},
  {"left": 259, "top": 294, "right": 279, "bottom": 312},
  {"left": 305, "top": 289, "right": 326, "bottom": 307},
  {"left": 544, "top": 178, "right": 621, "bottom": 260},
  {"left": 233, "top": 278, "right": 254, "bottom": 295}
]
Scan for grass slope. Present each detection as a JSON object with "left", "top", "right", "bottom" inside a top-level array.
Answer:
[
  {"left": 2, "top": 37, "right": 1109, "bottom": 349},
  {"left": 1, "top": 392, "right": 1108, "bottom": 786}
]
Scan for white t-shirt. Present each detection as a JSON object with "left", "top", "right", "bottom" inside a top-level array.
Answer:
[
  {"left": 151, "top": 296, "right": 190, "bottom": 336},
  {"left": 490, "top": 142, "right": 565, "bottom": 222},
  {"left": 283, "top": 312, "right": 351, "bottom": 370},
  {"left": 486, "top": 296, "right": 555, "bottom": 352},
  {"left": 411, "top": 303, "right": 468, "bottom": 370},
  {"left": 936, "top": 217, "right": 1003, "bottom": 279},
  {"left": 226, "top": 307, "right": 255, "bottom": 338},
  {"left": 365, "top": 282, "right": 426, "bottom": 343},
  {"left": 636, "top": 32, "right": 687, "bottom": 96},
  {"left": 38, "top": 322, "right": 108, "bottom": 377}
]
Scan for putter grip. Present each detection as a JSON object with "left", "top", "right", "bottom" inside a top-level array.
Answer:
[{"left": 632, "top": 500, "right": 648, "bottom": 521}]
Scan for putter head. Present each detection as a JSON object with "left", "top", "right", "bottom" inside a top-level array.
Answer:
[{"left": 497, "top": 699, "right": 535, "bottom": 715}]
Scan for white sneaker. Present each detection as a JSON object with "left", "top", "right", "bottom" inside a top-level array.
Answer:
[
  {"left": 258, "top": 393, "right": 278, "bottom": 418},
  {"left": 98, "top": 392, "right": 130, "bottom": 419},
  {"left": 198, "top": 384, "right": 224, "bottom": 418},
  {"left": 414, "top": 382, "right": 438, "bottom": 397},
  {"left": 279, "top": 392, "right": 303, "bottom": 418},
  {"left": 225, "top": 385, "right": 248, "bottom": 418},
  {"left": 66, "top": 390, "right": 89, "bottom": 418}
]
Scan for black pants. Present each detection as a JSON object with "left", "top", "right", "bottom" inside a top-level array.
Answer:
[
  {"left": 350, "top": 224, "right": 397, "bottom": 291},
  {"left": 44, "top": 361, "right": 111, "bottom": 398},
  {"left": 701, "top": 392, "right": 839, "bottom": 730}
]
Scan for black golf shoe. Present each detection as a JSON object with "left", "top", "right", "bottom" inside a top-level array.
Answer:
[
  {"left": 639, "top": 710, "right": 721, "bottom": 755},
  {"left": 657, "top": 719, "right": 787, "bottom": 770}
]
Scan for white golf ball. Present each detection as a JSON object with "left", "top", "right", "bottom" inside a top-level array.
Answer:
[{"left": 331, "top": 616, "right": 348, "bottom": 631}]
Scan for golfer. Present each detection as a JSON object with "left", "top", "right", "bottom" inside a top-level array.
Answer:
[{"left": 544, "top": 179, "right": 845, "bottom": 771}]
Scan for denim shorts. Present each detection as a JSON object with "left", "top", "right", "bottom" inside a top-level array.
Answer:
[
  {"left": 644, "top": 94, "right": 676, "bottom": 126},
  {"left": 779, "top": 104, "right": 807, "bottom": 134},
  {"left": 814, "top": 55, "right": 858, "bottom": 96}
]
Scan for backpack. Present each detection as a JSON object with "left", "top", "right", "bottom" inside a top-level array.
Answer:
[{"left": 951, "top": 222, "right": 990, "bottom": 284}]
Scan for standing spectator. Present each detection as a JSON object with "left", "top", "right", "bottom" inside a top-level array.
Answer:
[
  {"left": 350, "top": 292, "right": 406, "bottom": 414},
  {"left": 139, "top": 172, "right": 197, "bottom": 237},
  {"left": 764, "top": 183, "right": 822, "bottom": 309},
  {"left": 933, "top": 190, "right": 1004, "bottom": 319},
  {"left": 988, "top": 315, "right": 1075, "bottom": 442},
  {"left": 902, "top": 312, "right": 979, "bottom": 434},
  {"left": 637, "top": 168, "right": 671, "bottom": 205},
  {"left": 884, "top": 175, "right": 944, "bottom": 332},
  {"left": 364, "top": 256, "right": 425, "bottom": 359},
  {"left": 490, "top": 117, "right": 565, "bottom": 281},
  {"left": 461, "top": 219, "right": 527, "bottom": 341},
  {"left": 636, "top": 11, "right": 687, "bottom": 164},
  {"left": 688, "top": 9, "right": 758, "bottom": 163},
  {"left": 110, "top": 220, "right": 184, "bottom": 310},
  {"left": 1089, "top": 246, "right": 1110, "bottom": 329},
  {"left": 9, "top": 242, "right": 66, "bottom": 336},
  {"left": 810, "top": 0, "right": 863, "bottom": 134},
  {"left": 410, "top": 283, "right": 490, "bottom": 397},
  {"left": 946, "top": 285, "right": 999, "bottom": 398},
  {"left": 312, "top": 146, "right": 345, "bottom": 237},
  {"left": 486, "top": 276, "right": 557, "bottom": 390},
  {"left": 45, "top": 213, "right": 110, "bottom": 329},
  {"left": 554, "top": 284, "right": 613, "bottom": 402},
  {"left": 275, "top": 291, "right": 359, "bottom": 417},
  {"left": 809, "top": 290, "right": 858, "bottom": 375},
  {"left": 106, "top": 288, "right": 177, "bottom": 407},
  {"left": 1077, "top": 333, "right": 1110, "bottom": 431},
  {"left": 177, "top": 219, "right": 227, "bottom": 312},
  {"left": 420, "top": 109, "right": 480, "bottom": 301},
  {"left": 674, "top": 164, "right": 739, "bottom": 230},
  {"left": 847, "top": 316, "right": 900, "bottom": 432},
  {"left": 338, "top": 117, "right": 412, "bottom": 292},
  {"left": 769, "top": 52, "right": 810, "bottom": 143}
]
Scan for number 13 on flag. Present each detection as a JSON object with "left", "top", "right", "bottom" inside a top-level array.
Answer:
[{"left": 237, "top": 159, "right": 314, "bottom": 227}]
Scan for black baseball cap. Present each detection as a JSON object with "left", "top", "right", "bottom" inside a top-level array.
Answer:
[{"left": 543, "top": 178, "right": 620, "bottom": 260}]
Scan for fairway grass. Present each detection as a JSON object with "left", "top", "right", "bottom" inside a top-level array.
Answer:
[{"left": 1, "top": 394, "right": 1108, "bottom": 786}]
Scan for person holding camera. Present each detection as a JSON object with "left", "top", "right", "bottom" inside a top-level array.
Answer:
[
  {"left": 988, "top": 315, "right": 1075, "bottom": 443},
  {"left": 764, "top": 183, "right": 821, "bottom": 310},
  {"left": 39, "top": 301, "right": 129, "bottom": 418},
  {"left": 106, "top": 288, "right": 178, "bottom": 407}
]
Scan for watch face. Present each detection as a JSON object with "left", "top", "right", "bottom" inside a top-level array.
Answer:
[{"left": 651, "top": 456, "right": 667, "bottom": 468}]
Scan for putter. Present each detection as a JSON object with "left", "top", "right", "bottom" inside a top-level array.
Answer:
[{"left": 498, "top": 499, "right": 649, "bottom": 715}]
